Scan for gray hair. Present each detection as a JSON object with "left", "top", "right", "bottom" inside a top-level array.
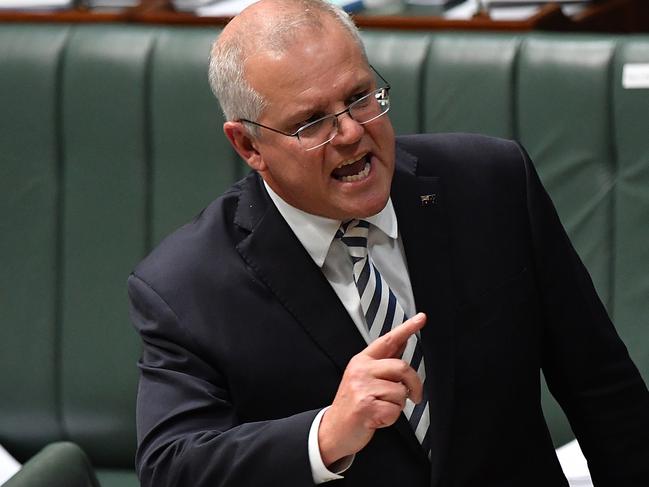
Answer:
[{"left": 208, "top": 0, "right": 367, "bottom": 127}]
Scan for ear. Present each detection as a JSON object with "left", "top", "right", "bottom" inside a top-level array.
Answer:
[{"left": 223, "top": 121, "right": 267, "bottom": 172}]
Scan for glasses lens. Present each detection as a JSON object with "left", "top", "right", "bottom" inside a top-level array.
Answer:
[
  {"left": 298, "top": 87, "right": 391, "bottom": 151},
  {"left": 349, "top": 88, "right": 390, "bottom": 125},
  {"left": 297, "top": 115, "right": 337, "bottom": 151}
]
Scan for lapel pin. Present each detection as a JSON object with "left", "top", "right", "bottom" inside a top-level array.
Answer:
[{"left": 420, "top": 193, "right": 437, "bottom": 207}]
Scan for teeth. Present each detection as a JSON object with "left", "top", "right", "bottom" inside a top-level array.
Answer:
[
  {"left": 340, "top": 162, "right": 370, "bottom": 182},
  {"left": 337, "top": 154, "right": 367, "bottom": 169}
]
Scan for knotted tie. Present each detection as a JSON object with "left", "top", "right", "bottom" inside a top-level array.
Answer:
[{"left": 337, "top": 219, "right": 431, "bottom": 453}]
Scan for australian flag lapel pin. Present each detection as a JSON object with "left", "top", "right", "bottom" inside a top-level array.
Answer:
[{"left": 419, "top": 193, "right": 437, "bottom": 207}]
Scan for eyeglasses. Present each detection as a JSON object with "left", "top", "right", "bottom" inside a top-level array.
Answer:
[{"left": 239, "top": 66, "right": 391, "bottom": 151}]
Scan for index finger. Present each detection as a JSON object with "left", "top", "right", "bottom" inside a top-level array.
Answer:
[{"left": 364, "top": 312, "right": 426, "bottom": 360}]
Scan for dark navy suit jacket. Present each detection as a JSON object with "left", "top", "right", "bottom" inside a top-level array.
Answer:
[{"left": 129, "top": 134, "right": 649, "bottom": 487}]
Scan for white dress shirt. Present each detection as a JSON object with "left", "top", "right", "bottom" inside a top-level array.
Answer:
[{"left": 264, "top": 182, "right": 417, "bottom": 484}]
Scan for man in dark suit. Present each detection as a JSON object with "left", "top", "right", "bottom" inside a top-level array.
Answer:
[{"left": 128, "top": 0, "right": 649, "bottom": 485}]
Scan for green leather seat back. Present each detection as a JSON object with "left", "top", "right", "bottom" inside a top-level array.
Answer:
[
  {"left": 0, "top": 24, "right": 70, "bottom": 462},
  {"left": 362, "top": 30, "right": 430, "bottom": 135},
  {"left": 94, "top": 469, "right": 142, "bottom": 487},
  {"left": 4, "top": 442, "right": 100, "bottom": 487},
  {"left": 422, "top": 34, "right": 615, "bottom": 310},
  {"left": 149, "top": 27, "right": 238, "bottom": 245},
  {"left": 425, "top": 33, "right": 521, "bottom": 140},
  {"left": 59, "top": 25, "right": 155, "bottom": 467},
  {"left": 518, "top": 37, "right": 618, "bottom": 447},
  {"left": 0, "top": 25, "right": 243, "bottom": 475},
  {"left": 518, "top": 35, "right": 616, "bottom": 309},
  {"left": 612, "top": 38, "right": 649, "bottom": 378}
]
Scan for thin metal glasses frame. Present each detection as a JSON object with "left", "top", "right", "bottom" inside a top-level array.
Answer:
[{"left": 239, "top": 65, "right": 391, "bottom": 151}]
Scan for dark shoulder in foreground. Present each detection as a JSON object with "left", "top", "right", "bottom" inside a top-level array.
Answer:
[
  {"left": 396, "top": 132, "right": 526, "bottom": 178},
  {"left": 130, "top": 171, "right": 260, "bottom": 291}
]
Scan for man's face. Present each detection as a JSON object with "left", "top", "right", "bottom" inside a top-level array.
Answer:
[{"left": 240, "top": 22, "right": 396, "bottom": 221}]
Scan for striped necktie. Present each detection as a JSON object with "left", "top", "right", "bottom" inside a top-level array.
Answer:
[{"left": 337, "top": 219, "right": 431, "bottom": 453}]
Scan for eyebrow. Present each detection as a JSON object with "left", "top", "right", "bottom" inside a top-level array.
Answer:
[{"left": 286, "top": 76, "right": 375, "bottom": 125}]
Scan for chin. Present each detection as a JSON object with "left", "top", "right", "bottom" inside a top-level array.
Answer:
[{"left": 344, "top": 194, "right": 390, "bottom": 220}]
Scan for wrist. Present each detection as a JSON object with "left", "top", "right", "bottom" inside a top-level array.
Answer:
[
  {"left": 318, "top": 407, "right": 356, "bottom": 466},
  {"left": 309, "top": 407, "right": 351, "bottom": 484}
]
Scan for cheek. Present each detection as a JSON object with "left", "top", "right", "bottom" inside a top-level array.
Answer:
[
  {"left": 281, "top": 156, "right": 328, "bottom": 195},
  {"left": 370, "top": 120, "right": 395, "bottom": 152},
  {"left": 265, "top": 146, "right": 308, "bottom": 177}
]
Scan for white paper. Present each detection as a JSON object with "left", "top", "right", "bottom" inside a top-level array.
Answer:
[
  {"left": 485, "top": 0, "right": 590, "bottom": 4},
  {"left": 0, "top": 0, "right": 72, "bottom": 9},
  {"left": 0, "top": 445, "right": 21, "bottom": 486},
  {"left": 443, "top": 0, "right": 540, "bottom": 20},
  {"left": 444, "top": 0, "right": 586, "bottom": 20},
  {"left": 555, "top": 439, "right": 593, "bottom": 487},
  {"left": 407, "top": 0, "right": 457, "bottom": 5},
  {"left": 443, "top": 0, "right": 477, "bottom": 19},
  {"left": 488, "top": 5, "right": 539, "bottom": 20},
  {"left": 623, "top": 64, "right": 649, "bottom": 89}
]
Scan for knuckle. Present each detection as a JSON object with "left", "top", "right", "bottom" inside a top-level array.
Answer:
[
  {"left": 369, "top": 406, "right": 399, "bottom": 429},
  {"left": 346, "top": 356, "right": 368, "bottom": 376},
  {"left": 382, "top": 334, "right": 395, "bottom": 349},
  {"left": 398, "top": 360, "right": 410, "bottom": 374},
  {"left": 358, "top": 394, "right": 376, "bottom": 409}
]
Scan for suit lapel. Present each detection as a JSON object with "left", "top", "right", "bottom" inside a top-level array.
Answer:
[
  {"left": 233, "top": 154, "right": 457, "bottom": 480},
  {"left": 391, "top": 144, "right": 457, "bottom": 486},
  {"left": 234, "top": 174, "right": 367, "bottom": 374}
]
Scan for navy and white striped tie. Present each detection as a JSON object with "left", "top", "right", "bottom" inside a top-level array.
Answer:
[{"left": 337, "top": 219, "right": 431, "bottom": 453}]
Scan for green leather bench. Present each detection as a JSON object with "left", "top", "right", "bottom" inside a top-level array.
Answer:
[
  {"left": 4, "top": 442, "right": 99, "bottom": 487},
  {"left": 1, "top": 24, "right": 648, "bottom": 486}
]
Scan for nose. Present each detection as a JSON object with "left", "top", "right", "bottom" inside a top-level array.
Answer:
[{"left": 330, "top": 111, "right": 364, "bottom": 147}]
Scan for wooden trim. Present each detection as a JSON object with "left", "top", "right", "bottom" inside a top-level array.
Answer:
[{"left": 0, "top": 0, "right": 647, "bottom": 31}]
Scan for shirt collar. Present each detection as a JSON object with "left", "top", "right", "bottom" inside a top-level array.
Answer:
[{"left": 263, "top": 180, "right": 398, "bottom": 268}]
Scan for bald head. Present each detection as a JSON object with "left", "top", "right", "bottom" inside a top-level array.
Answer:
[
  {"left": 208, "top": 0, "right": 367, "bottom": 124},
  {"left": 222, "top": 0, "right": 341, "bottom": 54}
]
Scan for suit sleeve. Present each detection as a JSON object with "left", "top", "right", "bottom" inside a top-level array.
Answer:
[
  {"left": 519, "top": 144, "right": 649, "bottom": 485},
  {"left": 128, "top": 273, "right": 319, "bottom": 487}
]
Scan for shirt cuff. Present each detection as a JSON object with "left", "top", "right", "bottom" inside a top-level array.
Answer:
[{"left": 308, "top": 407, "right": 355, "bottom": 484}]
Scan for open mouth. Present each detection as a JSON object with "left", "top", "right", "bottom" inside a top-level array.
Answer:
[{"left": 331, "top": 154, "right": 371, "bottom": 182}]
